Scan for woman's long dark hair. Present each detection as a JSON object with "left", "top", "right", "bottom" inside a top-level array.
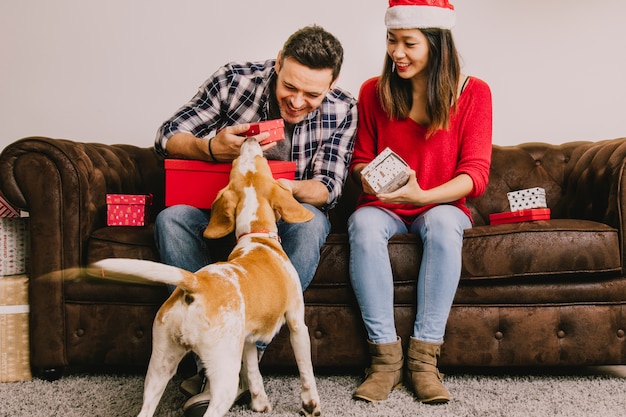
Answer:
[{"left": 377, "top": 29, "right": 461, "bottom": 137}]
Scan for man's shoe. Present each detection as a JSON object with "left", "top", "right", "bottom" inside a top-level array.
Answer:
[
  {"left": 180, "top": 369, "right": 205, "bottom": 398},
  {"left": 182, "top": 376, "right": 250, "bottom": 417}
]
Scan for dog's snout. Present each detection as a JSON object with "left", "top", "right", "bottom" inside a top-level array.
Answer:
[{"left": 241, "top": 136, "right": 263, "bottom": 158}]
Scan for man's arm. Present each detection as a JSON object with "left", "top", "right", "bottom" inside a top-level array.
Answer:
[
  {"left": 163, "top": 126, "right": 274, "bottom": 162},
  {"left": 279, "top": 178, "right": 329, "bottom": 207}
]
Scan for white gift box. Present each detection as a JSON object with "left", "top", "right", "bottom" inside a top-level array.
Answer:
[
  {"left": 361, "top": 147, "right": 410, "bottom": 194},
  {"left": 0, "top": 218, "right": 30, "bottom": 277},
  {"left": 507, "top": 187, "right": 547, "bottom": 212}
]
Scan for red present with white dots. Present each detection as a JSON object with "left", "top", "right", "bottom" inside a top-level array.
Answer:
[
  {"left": 244, "top": 119, "right": 285, "bottom": 145},
  {"left": 106, "top": 194, "right": 152, "bottom": 226}
]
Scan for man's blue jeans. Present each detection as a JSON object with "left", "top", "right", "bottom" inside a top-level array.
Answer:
[
  {"left": 154, "top": 203, "right": 330, "bottom": 293},
  {"left": 348, "top": 204, "right": 471, "bottom": 345}
]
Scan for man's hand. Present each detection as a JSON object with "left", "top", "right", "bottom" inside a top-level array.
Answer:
[
  {"left": 210, "top": 125, "right": 274, "bottom": 162},
  {"left": 279, "top": 178, "right": 329, "bottom": 207},
  {"left": 164, "top": 123, "right": 275, "bottom": 162}
]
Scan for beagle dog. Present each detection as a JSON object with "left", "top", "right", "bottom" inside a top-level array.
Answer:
[{"left": 94, "top": 137, "right": 321, "bottom": 417}]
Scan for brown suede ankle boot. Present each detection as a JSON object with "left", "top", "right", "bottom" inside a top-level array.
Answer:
[
  {"left": 353, "top": 338, "right": 403, "bottom": 403},
  {"left": 405, "top": 337, "right": 450, "bottom": 404}
]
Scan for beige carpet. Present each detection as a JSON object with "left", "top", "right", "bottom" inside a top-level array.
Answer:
[{"left": 1, "top": 366, "right": 625, "bottom": 417}]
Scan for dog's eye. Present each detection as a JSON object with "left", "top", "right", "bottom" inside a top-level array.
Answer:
[{"left": 184, "top": 294, "right": 195, "bottom": 305}]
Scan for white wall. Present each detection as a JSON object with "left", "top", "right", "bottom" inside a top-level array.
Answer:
[{"left": 1, "top": 0, "right": 625, "bottom": 153}]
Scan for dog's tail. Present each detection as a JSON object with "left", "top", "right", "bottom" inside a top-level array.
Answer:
[{"left": 89, "top": 258, "right": 195, "bottom": 288}]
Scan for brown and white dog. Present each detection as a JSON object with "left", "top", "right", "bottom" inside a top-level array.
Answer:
[{"left": 94, "top": 137, "right": 321, "bottom": 417}]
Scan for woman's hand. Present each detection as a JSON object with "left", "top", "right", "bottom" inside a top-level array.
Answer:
[
  {"left": 377, "top": 169, "right": 427, "bottom": 205},
  {"left": 378, "top": 171, "right": 475, "bottom": 207}
]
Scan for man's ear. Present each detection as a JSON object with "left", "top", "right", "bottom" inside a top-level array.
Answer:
[
  {"left": 203, "top": 188, "right": 237, "bottom": 239},
  {"left": 275, "top": 51, "right": 282, "bottom": 73},
  {"left": 271, "top": 183, "right": 314, "bottom": 224}
]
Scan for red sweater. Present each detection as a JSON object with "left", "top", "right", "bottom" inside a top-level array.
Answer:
[{"left": 350, "top": 76, "right": 493, "bottom": 223}]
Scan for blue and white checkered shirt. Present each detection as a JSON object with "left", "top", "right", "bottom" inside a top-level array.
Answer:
[{"left": 155, "top": 59, "right": 358, "bottom": 210}]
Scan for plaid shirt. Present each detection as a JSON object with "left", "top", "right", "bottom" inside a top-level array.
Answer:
[{"left": 155, "top": 59, "right": 358, "bottom": 210}]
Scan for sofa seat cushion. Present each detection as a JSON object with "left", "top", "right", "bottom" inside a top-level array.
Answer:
[
  {"left": 87, "top": 225, "right": 236, "bottom": 266},
  {"left": 87, "top": 225, "right": 160, "bottom": 264},
  {"left": 462, "top": 219, "right": 621, "bottom": 281}
]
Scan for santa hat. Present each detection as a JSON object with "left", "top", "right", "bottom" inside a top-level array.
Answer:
[{"left": 385, "top": 0, "right": 456, "bottom": 30}]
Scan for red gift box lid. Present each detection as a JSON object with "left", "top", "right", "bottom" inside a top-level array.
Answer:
[
  {"left": 106, "top": 194, "right": 152, "bottom": 205},
  {"left": 489, "top": 208, "right": 551, "bottom": 225},
  {"left": 164, "top": 159, "right": 295, "bottom": 173}
]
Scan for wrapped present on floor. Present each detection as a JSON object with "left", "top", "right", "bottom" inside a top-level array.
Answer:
[
  {"left": 361, "top": 147, "right": 410, "bottom": 194},
  {"left": 165, "top": 159, "right": 296, "bottom": 209},
  {"left": 0, "top": 274, "right": 31, "bottom": 382},
  {"left": 507, "top": 187, "right": 547, "bottom": 212},
  {"left": 0, "top": 218, "right": 30, "bottom": 277},
  {"left": 106, "top": 194, "right": 152, "bottom": 226}
]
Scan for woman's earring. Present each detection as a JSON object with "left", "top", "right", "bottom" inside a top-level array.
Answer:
[{"left": 392, "top": 62, "right": 396, "bottom": 72}]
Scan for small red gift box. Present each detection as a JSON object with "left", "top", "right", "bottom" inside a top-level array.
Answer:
[
  {"left": 489, "top": 208, "right": 551, "bottom": 225},
  {"left": 244, "top": 119, "right": 285, "bottom": 145},
  {"left": 106, "top": 194, "right": 152, "bottom": 226},
  {"left": 165, "top": 159, "right": 296, "bottom": 209}
]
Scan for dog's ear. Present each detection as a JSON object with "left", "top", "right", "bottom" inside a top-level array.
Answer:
[
  {"left": 271, "top": 183, "right": 315, "bottom": 223},
  {"left": 203, "top": 188, "right": 237, "bottom": 238}
]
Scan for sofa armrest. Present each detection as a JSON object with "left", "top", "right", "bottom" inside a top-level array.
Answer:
[
  {"left": 0, "top": 137, "right": 164, "bottom": 369},
  {"left": 559, "top": 138, "right": 626, "bottom": 225},
  {"left": 0, "top": 136, "right": 164, "bottom": 277},
  {"left": 558, "top": 137, "right": 626, "bottom": 273}
]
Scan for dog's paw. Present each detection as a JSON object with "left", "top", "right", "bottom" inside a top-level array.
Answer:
[
  {"left": 250, "top": 392, "right": 272, "bottom": 413},
  {"left": 299, "top": 399, "right": 321, "bottom": 416}
]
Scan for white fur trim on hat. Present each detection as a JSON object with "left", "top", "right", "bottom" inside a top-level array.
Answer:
[{"left": 385, "top": 4, "right": 456, "bottom": 30}]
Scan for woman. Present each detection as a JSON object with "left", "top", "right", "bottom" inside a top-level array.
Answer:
[{"left": 349, "top": 0, "right": 492, "bottom": 404}]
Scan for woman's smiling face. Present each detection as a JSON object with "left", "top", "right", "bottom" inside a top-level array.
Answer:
[{"left": 387, "top": 28, "right": 430, "bottom": 80}]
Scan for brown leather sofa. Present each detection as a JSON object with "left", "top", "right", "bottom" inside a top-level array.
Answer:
[{"left": 1, "top": 136, "right": 626, "bottom": 377}]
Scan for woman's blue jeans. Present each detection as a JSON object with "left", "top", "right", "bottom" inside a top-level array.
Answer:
[
  {"left": 348, "top": 204, "right": 471, "bottom": 345},
  {"left": 154, "top": 203, "right": 330, "bottom": 292}
]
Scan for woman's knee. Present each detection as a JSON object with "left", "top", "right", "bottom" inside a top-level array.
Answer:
[{"left": 348, "top": 207, "right": 400, "bottom": 242}]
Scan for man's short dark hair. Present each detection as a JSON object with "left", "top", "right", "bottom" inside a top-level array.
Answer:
[{"left": 281, "top": 25, "right": 344, "bottom": 82}]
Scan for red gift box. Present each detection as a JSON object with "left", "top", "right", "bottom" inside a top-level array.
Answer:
[
  {"left": 165, "top": 159, "right": 296, "bottom": 209},
  {"left": 489, "top": 208, "right": 551, "bottom": 225},
  {"left": 244, "top": 119, "right": 285, "bottom": 145},
  {"left": 106, "top": 194, "right": 152, "bottom": 226}
]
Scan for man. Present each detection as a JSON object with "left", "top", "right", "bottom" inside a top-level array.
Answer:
[{"left": 153, "top": 25, "right": 357, "bottom": 416}]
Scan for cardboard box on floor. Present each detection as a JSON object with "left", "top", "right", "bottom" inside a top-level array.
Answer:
[{"left": 0, "top": 274, "right": 31, "bottom": 382}]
